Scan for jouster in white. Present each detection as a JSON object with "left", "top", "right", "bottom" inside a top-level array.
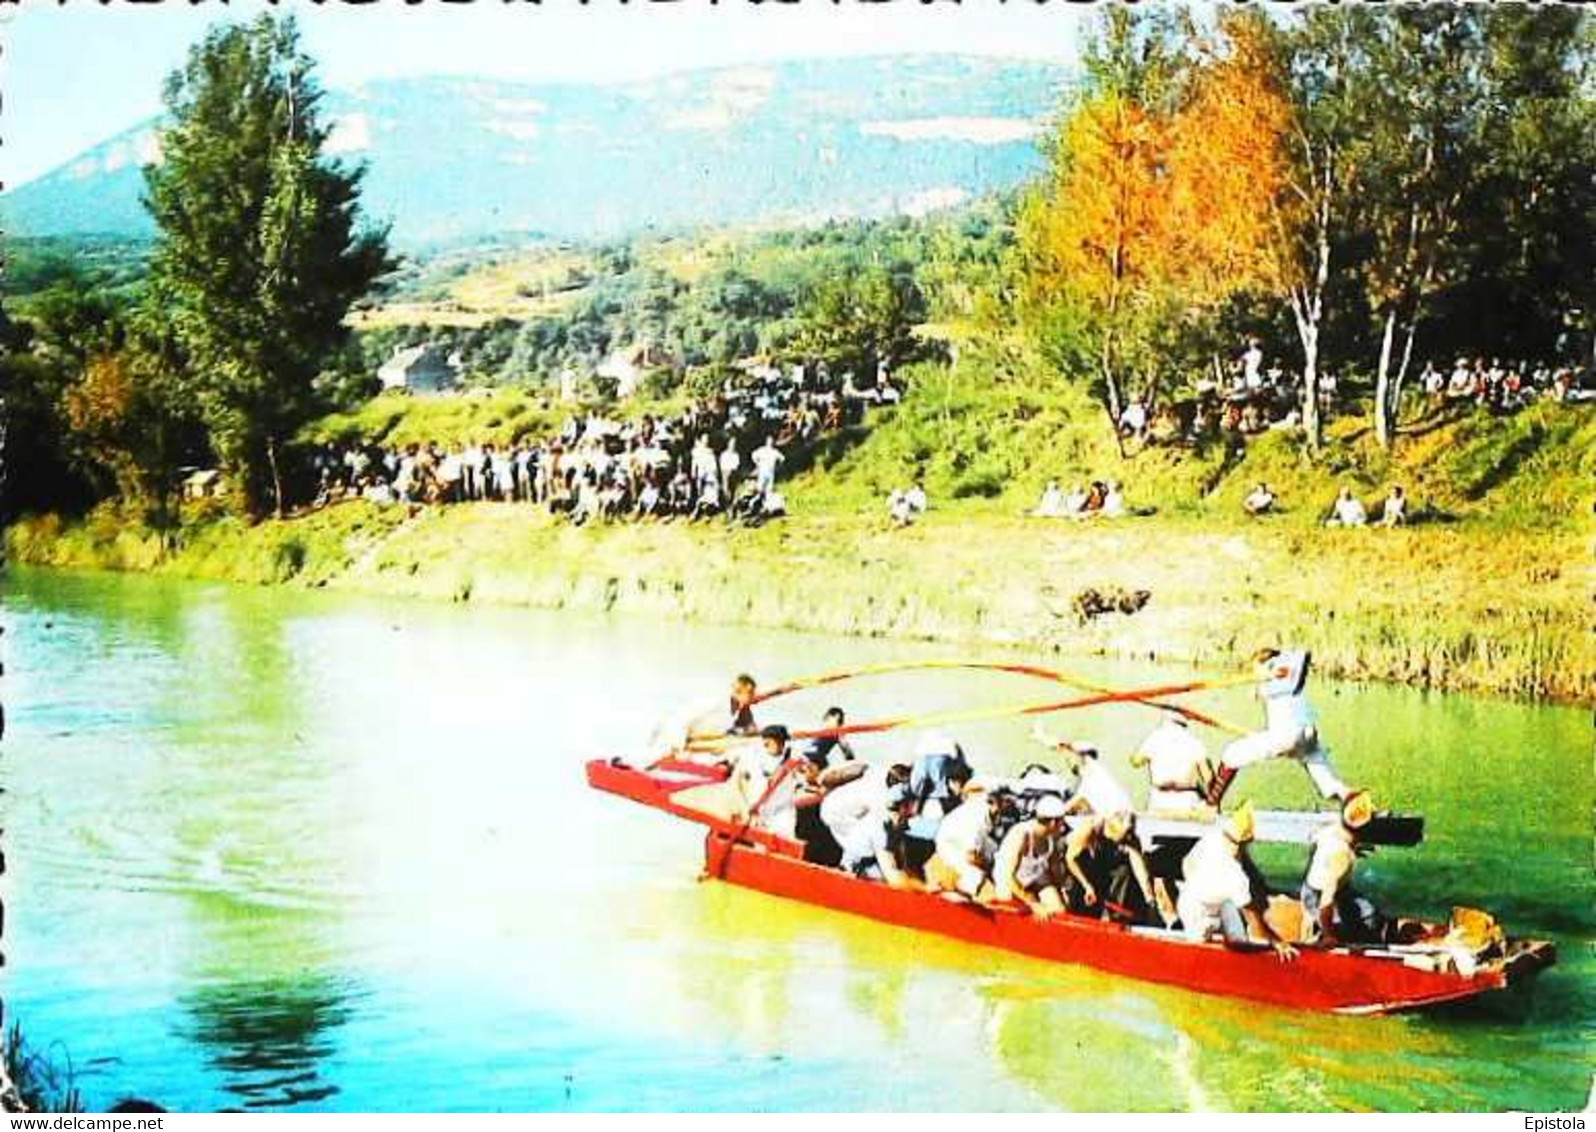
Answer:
[{"left": 1211, "top": 649, "right": 1352, "bottom": 804}]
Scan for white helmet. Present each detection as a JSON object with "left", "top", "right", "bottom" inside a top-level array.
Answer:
[{"left": 1035, "top": 795, "right": 1069, "bottom": 820}]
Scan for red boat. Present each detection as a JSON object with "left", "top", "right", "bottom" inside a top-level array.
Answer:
[{"left": 586, "top": 757, "right": 1556, "bottom": 1015}]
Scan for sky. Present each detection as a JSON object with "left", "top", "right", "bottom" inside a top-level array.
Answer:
[{"left": 1, "top": 0, "right": 1090, "bottom": 189}]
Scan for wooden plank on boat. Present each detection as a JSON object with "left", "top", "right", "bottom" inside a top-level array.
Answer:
[{"left": 1137, "top": 809, "right": 1424, "bottom": 847}]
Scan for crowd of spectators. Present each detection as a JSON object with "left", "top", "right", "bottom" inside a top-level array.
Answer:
[
  {"left": 1419, "top": 356, "right": 1591, "bottom": 411},
  {"left": 311, "top": 361, "right": 904, "bottom": 527},
  {"left": 1121, "top": 340, "right": 1590, "bottom": 449}
]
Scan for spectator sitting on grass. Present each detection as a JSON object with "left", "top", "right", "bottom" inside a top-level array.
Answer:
[
  {"left": 1243, "top": 482, "right": 1277, "bottom": 516},
  {"left": 1033, "top": 480, "right": 1064, "bottom": 518},
  {"left": 1379, "top": 485, "right": 1408, "bottom": 528},
  {"left": 1101, "top": 480, "right": 1127, "bottom": 519},
  {"left": 889, "top": 483, "right": 928, "bottom": 528},
  {"left": 1325, "top": 486, "right": 1368, "bottom": 528}
]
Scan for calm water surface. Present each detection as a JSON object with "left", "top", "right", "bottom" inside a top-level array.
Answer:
[{"left": 2, "top": 567, "right": 1590, "bottom": 1112}]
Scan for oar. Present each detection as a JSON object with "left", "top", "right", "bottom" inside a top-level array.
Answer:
[
  {"left": 683, "top": 663, "right": 1253, "bottom": 751},
  {"left": 687, "top": 676, "right": 1252, "bottom": 754}
]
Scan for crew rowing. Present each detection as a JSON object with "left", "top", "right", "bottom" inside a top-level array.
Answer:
[{"left": 586, "top": 657, "right": 1555, "bottom": 1015}]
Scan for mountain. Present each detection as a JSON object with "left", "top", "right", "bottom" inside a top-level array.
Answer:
[{"left": 1, "top": 55, "right": 1069, "bottom": 246}]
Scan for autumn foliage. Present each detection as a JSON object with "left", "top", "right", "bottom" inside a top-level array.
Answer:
[{"left": 1021, "top": 15, "right": 1295, "bottom": 426}]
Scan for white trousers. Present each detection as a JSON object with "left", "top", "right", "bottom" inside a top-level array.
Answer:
[{"left": 1220, "top": 725, "right": 1349, "bottom": 799}]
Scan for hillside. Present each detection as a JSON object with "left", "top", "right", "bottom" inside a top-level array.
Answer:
[
  {"left": 1, "top": 56, "right": 1068, "bottom": 246},
  {"left": 12, "top": 375, "right": 1591, "bottom": 703}
]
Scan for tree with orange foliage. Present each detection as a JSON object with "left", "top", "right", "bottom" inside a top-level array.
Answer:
[
  {"left": 1021, "top": 9, "right": 1293, "bottom": 447},
  {"left": 1020, "top": 91, "right": 1174, "bottom": 443},
  {"left": 62, "top": 330, "right": 194, "bottom": 524},
  {"left": 1166, "top": 17, "right": 1295, "bottom": 313}
]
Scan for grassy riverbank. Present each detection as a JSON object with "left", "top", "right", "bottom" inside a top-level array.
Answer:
[{"left": 7, "top": 382, "right": 1592, "bottom": 703}]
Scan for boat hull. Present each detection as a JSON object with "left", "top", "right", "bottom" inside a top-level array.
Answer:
[
  {"left": 708, "top": 835, "right": 1553, "bottom": 1015},
  {"left": 586, "top": 757, "right": 804, "bottom": 855}
]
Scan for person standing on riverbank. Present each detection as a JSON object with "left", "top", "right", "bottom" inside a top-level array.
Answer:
[{"left": 751, "top": 437, "right": 785, "bottom": 496}]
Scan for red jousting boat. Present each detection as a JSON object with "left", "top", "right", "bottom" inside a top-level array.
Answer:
[{"left": 586, "top": 757, "right": 1556, "bottom": 1015}]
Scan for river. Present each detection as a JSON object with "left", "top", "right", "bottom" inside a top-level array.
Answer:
[{"left": 2, "top": 567, "right": 1590, "bottom": 1112}]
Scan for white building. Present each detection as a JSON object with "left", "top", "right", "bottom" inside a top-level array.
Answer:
[{"left": 378, "top": 344, "right": 459, "bottom": 395}]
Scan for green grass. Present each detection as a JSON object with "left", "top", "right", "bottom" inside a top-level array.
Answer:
[
  {"left": 10, "top": 365, "right": 1592, "bottom": 704},
  {"left": 806, "top": 363, "right": 1596, "bottom": 530}
]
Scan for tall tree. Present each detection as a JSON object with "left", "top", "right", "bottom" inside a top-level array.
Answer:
[
  {"left": 1022, "top": 9, "right": 1288, "bottom": 443},
  {"left": 1233, "top": 8, "right": 1378, "bottom": 452},
  {"left": 144, "top": 14, "right": 390, "bottom": 518},
  {"left": 1357, "top": 9, "right": 1487, "bottom": 448},
  {"left": 1459, "top": 8, "right": 1596, "bottom": 364},
  {"left": 1020, "top": 91, "right": 1174, "bottom": 439}
]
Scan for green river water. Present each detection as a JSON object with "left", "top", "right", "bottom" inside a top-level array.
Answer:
[{"left": 1, "top": 566, "right": 1590, "bottom": 1112}]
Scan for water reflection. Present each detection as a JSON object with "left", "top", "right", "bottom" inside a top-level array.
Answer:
[{"left": 181, "top": 975, "right": 352, "bottom": 1110}]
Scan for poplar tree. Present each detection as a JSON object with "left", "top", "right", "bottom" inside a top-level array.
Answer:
[{"left": 144, "top": 14, "right": 390, "bottom": 518}]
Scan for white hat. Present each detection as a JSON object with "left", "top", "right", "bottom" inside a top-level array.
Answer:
[{"left": 1035, "top": 795, "right": 1068, "bottom": 820}]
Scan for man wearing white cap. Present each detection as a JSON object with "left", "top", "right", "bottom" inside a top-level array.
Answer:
[
  {"left": 993, "top": 794, "right": 1071, "bottom": 919},
  {"left": 1209, "top": 648, "right": 1352, "bottom": 804},
  {"left": 1029, "top": 725, "right": 1133, "bottom": 816},
  {"left": 1177, "top": 802, "right": 1296, "bottom": 959}
]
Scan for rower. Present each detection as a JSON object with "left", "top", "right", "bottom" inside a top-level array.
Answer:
[
  {"left": 1131, "top": 716, "right": 1213, "bottom": 815},
  {"left": 801, "top": 706, "right": 856, "bottom": 770},
  {"left": 727, "top": 673, "right": 760, "bottom": 737},
  {"left": 1301, "top": 791, "right": 1388, "bottom": 945},
  {"left": 731, "top": 724, "right": 813, "bottom": 840},
  {"left": 1030, "top": 725, "right": 1133, "bottom": 816},
  {"left": 925, "top": 779, "right": 1002, "bottom": 900},
  {"left": 1062, "top": 811, "right": 1164, "bottom": 924},
  {"left": 835, "top": 780, "right": 920, "bottom": 890},
  {"left": 1208, "top": 649, "right": 1353, "bottom": 804},
  {"left": 908, "top": 731, "right": 973, "bottom": 821},
  {"left": 1176, "top": 801, "right": 1297, "bottom": 960},
  {"left": 821, "top": 762, "right": 914, "bottom": 881},
  {"left": 993, "top": 794, "right": 1071, "bottom": 920}
]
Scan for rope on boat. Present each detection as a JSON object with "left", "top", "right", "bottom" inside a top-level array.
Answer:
[{"left": 684, "top": 674, "right": 1257, "bottom": 754}]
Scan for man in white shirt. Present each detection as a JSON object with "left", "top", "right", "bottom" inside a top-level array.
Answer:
[
  {"left": 1298, "top": 791, "right": 1384, "bottom": 942},
  {"left": 1211, "top": 649, "right": 1353, "bottom": 803},
  {"left": 1379, "top": 485, "right": 1407, "bottom": 527},
  {"left": 1243, "top": 482, "right": 1276, "bottom": 516},
  {"left": 718, "top": 441, "right": 742, "bottom": 497},
  {"left": 1176, "top": 802, "right": 1295, "bottom": 958},
  {"left": 1033, "top": 481, "right": 1064, "bottom": 518},
  {"left": 1326, "top": 487, "right": 1367, "bottom": 528},
  {"left": 751, "top": 438, "right": 785, "bottom": 495},
  {"left": 1132, "top": 716, "right": 1212, "bottom": 814},
  {"left": 730, "top": 725, "right": 811, "bottom": 841},
  {"left": 1030, "top": 726, "right": 1133, "bottom": 816},
  {"left": 926, "top": 782, "right": 1001, "bottom": 899},
  {"left": 1241, "top": 338, "right": 1265, "bottom": 390}
]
